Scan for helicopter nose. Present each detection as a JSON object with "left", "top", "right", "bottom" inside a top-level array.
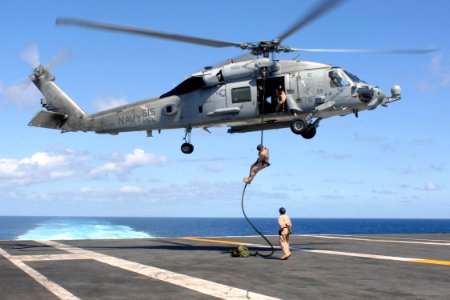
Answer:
[
  {"left": 357, "top": 85, "right": 385, "bottom": 107},
  {"left": 357, "top": 86, "right": 374, "bottom": 102},
  {"left": 374, "top": 87, "right": 385, "bottom": 101}
]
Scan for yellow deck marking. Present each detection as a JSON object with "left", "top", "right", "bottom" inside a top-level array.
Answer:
[
  {"left": 2, "top": 236, "right": 449, "bottom": 300},
  {"left": 178, "top": 237, "right": 253, "bottom": 246},
  {"left": 409, "top": 259, "right": 450, "bottom": 266},
  {"left": 181, "top": 236, "right": 450, "bottom": 267}
]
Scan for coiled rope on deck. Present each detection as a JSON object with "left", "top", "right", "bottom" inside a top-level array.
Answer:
[{"left": 241, "top": 183, "right": 274, "bottom": 257}]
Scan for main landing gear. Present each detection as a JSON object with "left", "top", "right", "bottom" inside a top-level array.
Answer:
[
  {"left": 181, "top": 127, "right": 194, "bottom": 154},
  {"left": 289, "top": 117, "right": 320, "bottom": 139}
]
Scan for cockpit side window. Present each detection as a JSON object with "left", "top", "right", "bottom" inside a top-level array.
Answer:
[{"left": 329, "top": 70, "right": 350, "bottom": 88}]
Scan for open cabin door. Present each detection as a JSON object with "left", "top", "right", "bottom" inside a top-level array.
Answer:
[{"left": 257, "top": 76, "right": 285, "bottom": 114}]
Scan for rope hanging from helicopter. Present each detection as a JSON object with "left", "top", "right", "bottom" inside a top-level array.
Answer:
[
  {"left": 259, "top": 75, "right": 265, "bottom": 146},
  {"left": 241, "top": 183, "right": 274, "bottom": 257},
  {"left": 258, "top": 51, "right": 276, "bottom": 145},
  {"left": 239, "top": 67, "right": 275, "bottom": 258}
]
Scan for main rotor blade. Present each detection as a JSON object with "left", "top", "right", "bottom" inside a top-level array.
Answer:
[
  {"left": 296, "top": 48, "right": 439, "bottom": 54},
  {"left": 277, "top": 0, "right": 345, "bottom": 43},
  {"left": 56, "top": 17, "right": 241, "bottom": 48}
]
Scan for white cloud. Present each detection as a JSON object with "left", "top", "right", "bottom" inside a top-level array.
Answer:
[
  {"left": 0, "top": 82, "right": 8, "bottom": 109},
  {"left": 423, "top": 181, "right": 441, "bottom": 191},
  {"left": 90, "top": 148, "right": 166, "bottom": 177},
  {"left": 308, "top": 149, "right": 351, "bottom": 160},
  {"left": 92, "top": 95, "right": 128, "bottom": 111},
  {"left": 419, "top": 52, "right": 450, "bottom": 92},
  {"left": 0, "top": 149, "right": 83, "bottom": 187},
  {"left": 330, "top": 119, "right": 352, "bottom": 129},
  {"left": 200, "top": 163, "right": 224, "bottom": 173},
  {"left": 0, "top": 148, "right": 167, "bottom": 186},
  {"left": 120, "top": 185, "right": 145, "bottom": 193},
  {"left": 353, "top": 133, "right": 385, "bottom": 144},
  {"left": 73, "top": 179, "right": 249, "bottom": 205},
  {"left": 410, "top": 138, "right": 435, "bottom": 146},
  {"left": 0, "top": 180, "right": 247, "bottom": 216},
  {"left": 430, "top": 53, "right": 450, "bottom": 86},
  {"left": 429, "top": 163, "right": 447, "bottom": 172},
  {"left": 418, "top": 79, "right": 434, "bottom": 93}
]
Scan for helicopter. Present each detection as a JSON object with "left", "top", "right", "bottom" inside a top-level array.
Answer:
[{"left": 27, "top": 0, "right": 435, "bottom": 154}]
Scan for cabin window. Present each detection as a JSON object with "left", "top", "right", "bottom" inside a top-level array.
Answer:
[
  {"left": 163, "top": 103, "right": 178, "bottom": 116},
  {"left": 231, "top": 86, "right": 251, "bottom": 103}
]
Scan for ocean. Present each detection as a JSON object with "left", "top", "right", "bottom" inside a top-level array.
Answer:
[{"left": 0, "top": 217, "right": 449, "bottom": 240}]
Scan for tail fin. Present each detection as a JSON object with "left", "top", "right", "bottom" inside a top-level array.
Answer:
[{"left": 28, "top": 66, "right": 89, "bottom": 132}]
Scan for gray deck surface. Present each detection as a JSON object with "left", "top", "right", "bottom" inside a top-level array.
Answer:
[{"left": 1, "top": 234, "right": 449, "bottom": 299}]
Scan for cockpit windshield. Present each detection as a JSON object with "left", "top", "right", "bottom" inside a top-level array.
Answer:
[
  {"left": 329, "top": 69, "right": 350, "bottom": 88},
  {"left": 344, "top": 70, "right": 365, "bottom": 83}
]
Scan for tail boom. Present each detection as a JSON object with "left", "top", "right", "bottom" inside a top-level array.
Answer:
[{"left": 29, "top": 66, "right": 89, "bottom": 132}]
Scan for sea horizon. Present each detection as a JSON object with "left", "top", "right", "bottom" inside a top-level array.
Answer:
[
  {"left": 2, "top": 215, "right": 449, "bottom": 219},
  {"left": 1, "top": 216, "right": 449, "bottom": 241}
]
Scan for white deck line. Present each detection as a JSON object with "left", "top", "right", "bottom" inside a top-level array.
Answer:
[
  {"left": 321, "top": 234, "right": 450, "bottom": 243},
  {"left": 2, "top": 235, "right": 449, "bottom": 300},
  {"left": 0, "top": 248, "right": 80, "bottom": 300},
  {"left": 300, "top": 234, "right": 450, "bottom": 246},
  {"left": 39, "top": 240, "right": 280, "bottom": 300},
  {"left": 179, "top": 237, "right": 450, "bottom": 266}
]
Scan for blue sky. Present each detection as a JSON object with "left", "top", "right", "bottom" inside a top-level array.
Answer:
[{"left": 0, "top": 0, "right": 449, "bottom": 218}]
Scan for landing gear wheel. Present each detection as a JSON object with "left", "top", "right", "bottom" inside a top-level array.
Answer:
[
  {"left": 181, "top": 142, "right": 194, "bottom": 154},
  {"left": 290, "top": 118, "right": 307, "bottom": 134},
  {"left": 301, "top": 126, "right": 316, "bottom": 139}
]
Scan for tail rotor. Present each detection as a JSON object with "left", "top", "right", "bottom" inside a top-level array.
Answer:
[
  {"left": 20, "top": 43, "right": 40, "bottom": 68},
  {"left": 8, "top": 44, "right": 71, "bottom": 108},
  {"left": 20, "top": 43, "right": 71, "bottom": 69}
]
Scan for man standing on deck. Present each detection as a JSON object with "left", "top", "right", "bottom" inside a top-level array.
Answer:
[{"left": 278, "top": 207, "right": 292, "bottom": 260}]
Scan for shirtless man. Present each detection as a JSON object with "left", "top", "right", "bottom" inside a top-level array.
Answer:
[
  {"left": 275, "top": 86, "right": 286, "bottom": 112},
  {"left": 278, "top": 207, "right": 292, "bottom": 260},
  {"left": 243, "top": 144, "right": 270, "bottom": 184}
]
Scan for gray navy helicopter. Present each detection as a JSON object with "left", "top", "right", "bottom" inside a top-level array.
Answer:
[{"left": 27, "top": 0, "right": 435, "bottom": 154}]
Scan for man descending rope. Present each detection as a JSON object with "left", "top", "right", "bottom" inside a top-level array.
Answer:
[{"left": 243, "top": 144, "right": 270, "bottom": 184}]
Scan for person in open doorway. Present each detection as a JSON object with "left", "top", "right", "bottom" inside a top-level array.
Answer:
[
  {"left": 275, "top": 85, "right": 287, "bottom": 112},
  {"left": 243, "top": 144, "right": 270, "bottom": 184},
  {"left": 278, "top": 207, "right": 292, "bottom": 260}
]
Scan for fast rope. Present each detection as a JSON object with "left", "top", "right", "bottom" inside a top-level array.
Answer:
[
  {"left": 259, "top": 70, "right": 266, "bottom": 146},
  {"left": 241, "top": 183, "right": 274, "bottom": 257},
  {"left": 237, "top": 67, "right": 274, "bottom": 257}
]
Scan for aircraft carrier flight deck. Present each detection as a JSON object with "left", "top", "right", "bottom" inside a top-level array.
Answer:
[{"left": 1, "top": 234, "right": 449, "bottom": 299}]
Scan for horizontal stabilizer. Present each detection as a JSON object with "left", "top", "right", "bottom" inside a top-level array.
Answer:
[{"left": 28, "top": 110, "right": 67, "bottom": 129}]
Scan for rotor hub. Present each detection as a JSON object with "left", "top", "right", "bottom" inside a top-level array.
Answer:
[
  {"left": 33, "top": 65, "right": 44, "bottom": 78},
  {"left": 240, "top": 40, "right": 294, "bottom": 58}
]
